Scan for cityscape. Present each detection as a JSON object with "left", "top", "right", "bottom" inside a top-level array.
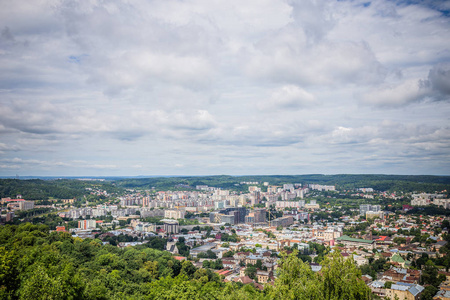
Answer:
[
  {"left": 1, "top": 0, "right": 449, "bottom": 299},
  {"left": 1, "top": 176, "right": 450, "bottom": 299}
]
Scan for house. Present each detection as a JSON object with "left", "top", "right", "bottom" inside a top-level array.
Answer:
[
  {"left": 390, "top": 253, "right": 410, "bottom": 268},
  {"left": 234, "top": 275, "right": 254, "bottom": 284},
  {"left": 173, "top": 256, "right": 187, "bottom": 261},
  {"left": 165, "top": 241, "right": 179, "bottom": 255},
  {"left": 256, "top": 270, "right": 271, "bottom": 283},
  {"left": 189, "top": 243, "right": 216, "bottom": 258},
  {"left": 215, "top": 269, "right": 233, "bottom": 277},
  {"left": 222, "top": 258, "right": 238, "bottom": 270},
  {"left": 434, "top": 289, "right": 450, "bottom": 300},
  {"left": 383, "top": 267, "right": 420, "bottom": 284},
  {"left": 435, "top": 280, "right": 450, "bottom": 299},
  {"left": 336, "top": 235, "right": 375, "bottom": 250},
  {"left": 369, "top": 280, "right": 386, "bottom": 298},
  {"left": 56, "top": 226, "right": 66, "bottom": 232},
  {"left": 376, "top": 236, "right": 393, "bottom": 246},
  {"left": 353, "top": 254, "right": 369, "bottom": 266},
  {"left": 435, "top": 241, "right": 448, "bottom": 250},
  {"left": 263, "top": 262, "right": 277, "bottom": 272},
  {"left": 234, "top": 252, "right": 250, "bottom": 263},
  {"left": 245, "top": 254, "right": 262, "bottom": 266},
  {"left": 385, "top": 282, "right": 424, "bottom": 300}
]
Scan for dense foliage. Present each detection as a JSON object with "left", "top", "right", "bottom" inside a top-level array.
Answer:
[
  {"left": 266, "top": 251, "right": 372, "bottom": 299},
  {"left": 0, "top": 223, "right": 372, "bottom": 300}
]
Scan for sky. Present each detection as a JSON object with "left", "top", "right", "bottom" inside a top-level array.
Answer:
[{"left": 0, "top": 0, "right": 449, "bottom": 176}]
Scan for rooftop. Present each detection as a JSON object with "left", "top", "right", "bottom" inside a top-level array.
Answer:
[{"left": 336, "top": 235, "right": 374, "bottom": 244}]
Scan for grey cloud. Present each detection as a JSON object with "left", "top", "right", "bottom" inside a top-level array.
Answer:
[
  {"left": 243, "top": 29, "right": 386, "bottom": 86},
  {"left": 288, "top": 0, "right": 335, "bottom": 43},
  {"left": 198, "top": 120, "right": 318, "bottom": 147},
  {"left": 0, "top": 0, "right": 449, "bottom": 175},
  {"left": 360, "top": 64, "right": 450, "bottom": 107},
  {"left": 424, "top": 64, "right": 450, "bottom": 96},
  {"left": 319, "top": 122, "right": 450, "bottom": 162},
  {"left": 1, "top": 27, "right": 15, "bottom": 42},
  {"left": 0, "top": 98, "right": 218, "bottom": 143},
  {"left": 56, "top": 1, "right": 221, "bottom": 95},
  {"left": 359, "top": 79, "right": 430, "bottom": 107}
]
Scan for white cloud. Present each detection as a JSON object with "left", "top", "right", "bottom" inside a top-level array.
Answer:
[
  {"left": 359, "top": 79, "right": 430, "bottom": 106},
  {"left": 0, "top": 143, "right": 20, "bottom": 151},
  {"left": 243, "top": 33, "right": 386, "bottom": 86},
  {"left": 0, "top": 0, "right": 449, "bottom": 175},
  {"left": 259, "top": 85, "right": 316, "bottom": 110}
]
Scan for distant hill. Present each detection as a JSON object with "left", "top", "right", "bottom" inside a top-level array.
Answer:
[
  {"left": 1, "top": 175, "right": 448, "bottom": 200},
  {"left": 115, "top": 174, "right": 450, "bottom": 193}
]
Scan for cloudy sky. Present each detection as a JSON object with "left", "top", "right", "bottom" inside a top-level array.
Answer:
[{"left": 0, "top": 0, "right": 449, "bottom": 176}]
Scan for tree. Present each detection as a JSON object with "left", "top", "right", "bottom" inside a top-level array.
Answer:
[
  {"left": 267, "top": 251, "right": 320, "bottom": 299},
  {"left": 197, "top": 250, "right": 217, "bottom": 259},
  {"left": 176, "top": 242, "right": 190, "bottom": 257},
  {"left": 267, "top": 250, "right": 371, "bottom": 300},
  {"left": 421, "top": 285, "right": 438, "bottom": 300},
  {"left": 421, "top": 260, "right": 440, "bottom": 287},
  {"left": 255, "top": 259, "right": 263, "bottom": 270},
  {"left": 202, "top": 260, "right": 210, "bottom": 268},
  {"left": 0, "top": 247, "right": 18, "bottom": 297},
  {"left": 321, "top": 251, "right": 372, "bottom": 299},
  {"left": 0, "top": 221, "right": 381, "bottom": 300},
  {"left": 393, "top": 237, "right": 406, "bottom": 245},
  {"left": 245, "top": 266, "right": 257, "bottom": 280},
  {"left": 223, "top": 250, "right": 234, "bottom": 258},
  {"left": 180, "top": 261, "right": 196, "bottom": 278}
]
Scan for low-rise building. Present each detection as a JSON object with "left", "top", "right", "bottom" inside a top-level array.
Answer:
[
  {"left": 336, "top": 235, "right": 375, "bottom": 250},
  {"left": 256, "top": 270, "right": 271, "bottom": 283},
  {"left": 385, "top": 282, "right": 424, "bottom": 300}
]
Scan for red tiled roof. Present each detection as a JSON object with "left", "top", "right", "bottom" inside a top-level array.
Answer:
[
  {"left": 173, "top": 256, "right": 187, "bottom": 261},
  {"left": 239, "top": 276, "right": 254, "bottom": 284}
]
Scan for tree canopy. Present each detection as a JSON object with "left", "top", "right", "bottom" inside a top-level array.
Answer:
[{"left": 0, "top": 223, "right": 373, "bottom": 299}]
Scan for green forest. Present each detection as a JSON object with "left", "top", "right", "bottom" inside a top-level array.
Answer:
[
  {"left": 0, "top": 179, "right": 122, "bottom": 200},
  {"left": 1, "top": 174, "right": 449, "bottom": 200},
  {"left": 115, "top": 174, "right": 450, "bottom": 193},
  {"left": 0, "top": 223, "right": 372, "bottom": 300}
]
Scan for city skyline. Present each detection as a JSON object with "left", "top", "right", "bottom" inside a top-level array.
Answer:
[{"left": 0, "top": 0, "right": 449, "bottom": 176}]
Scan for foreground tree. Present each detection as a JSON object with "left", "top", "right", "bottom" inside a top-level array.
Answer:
[{"left": 267, "top": 250, "right": 372, "bottom": 300}]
